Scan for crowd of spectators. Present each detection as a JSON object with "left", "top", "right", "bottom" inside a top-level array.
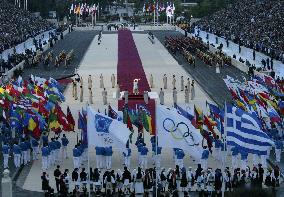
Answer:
[
  {"left": 194, "top": 0, "right": 284, "bottom": 62},
  {"left": 0, "top": 1, "right": 54, "bottom": 54}
]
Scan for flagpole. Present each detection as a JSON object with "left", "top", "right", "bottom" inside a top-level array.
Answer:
[
  {"left": 222, "top": 101, "right": 228, "bottom": 197},
  {"left": 155, "top": 100, "right": 158, "bottom": 197}
]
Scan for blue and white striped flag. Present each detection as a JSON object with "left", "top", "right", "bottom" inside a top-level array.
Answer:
[{"left": 226, "top": 105, "right": 274, "bottom": 155}]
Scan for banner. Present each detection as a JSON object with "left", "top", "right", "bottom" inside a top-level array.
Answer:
[
  {"left": 87, "top": 107, "right": 130, "bottom": 150},
  {"left": 156, "top": 105, "right": 203, "bottom": 160}
]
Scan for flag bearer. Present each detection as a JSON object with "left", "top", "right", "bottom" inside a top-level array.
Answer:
[
  {"left": 13, "top": 142, "right": 21, "bottom": 168},
  {"left": 54, "top": 137, "right": 61, "bottom": 164},
  {"left": 20, "top": 139, "right": 28, "bottom": 165},
  {"left": 2, "top": 143, "right": 10, "bottom": 169},
  {"left": 231, "top": 146, "right": 239, "bottom": 170},
  {"left": 214, "top": 135, "right": 222, "bottom": 161},
  {"left": 176, "top": 149, "right": 185, "bottom": 169},
  {"left": 49, "top": 138, "right": 56, "bottom": 166},
  {"left": 123, "top": 148, "right": 131, "bottom": 168},
  {"left": 201, "top": 146, "right": 209, "bottom": 170},
  {"left": 25, "top": 138, "right": 32, "bottom": 163},
  {"left": 73, "top": 145, "right": 80, "bottom": 169},
  {"left": 275, "top": 137, "right": 283, "bottom": 162},
  {"left": 32, "top": 138, "right": 39, "bottom": 160},
  {"left": 95, "top": 146, "right": 102, "bottom": 169},
  {"left": 41, "top": 144, "right": 50, "bottom": 171},
  {"left": 105, "top": 146, "right": 113, "bottom": 170},
  {"left": 140, "top": 146, "right": 148, "bottom": 169},
  {"left": 61, "top": 134, "right": 69, "bottom": 159},
  {"left": 240, "top": 150, "right": 248, "bottom": 170}
]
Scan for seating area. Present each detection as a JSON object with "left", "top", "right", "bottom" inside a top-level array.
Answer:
[
  {"left": 194, "top": 0, "right": 284, "bottom": 61},
  {"left": 0, "top": 1, "right": 54, "bottom": 54}
]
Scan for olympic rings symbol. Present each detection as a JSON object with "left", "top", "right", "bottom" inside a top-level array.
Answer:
[{"left": 162, "top": 118, "right": 199, "bottom": 146}]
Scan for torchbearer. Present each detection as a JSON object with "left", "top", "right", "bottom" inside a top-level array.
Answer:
[
  {"left": 2, "top": 143, "right": 10, "bottom": 169},
  {"left": 80, "top": 77, "right": 83, "bottom": 102},
  {"left": 99, "top": 73, "right": 104, "bottom": 88},
  {"left": 172, "top": 75, "right": 176, "bottom": 89},
  {"left": 275, "top": 137, "right": 283, "bottom": 162},
  {"left": 133, "top": 78, "right": 140, "bottom": 95},
  {"left": 181, "top": 76, "right": 184, "bottom": 91},
  {"left": 159, "top": 88, "right": 164, "bottom": 105},
  {"left": 173, "top": 87, "right": 177, "bottom": 105},
  {"left": 185, "top": 86, "right": 189, "bottom": 104},
  {"left": 102, "top": 88, "right": 107, "bottom": 105},
  {"left": 150, "top": 74, "right": 154, "bottom": 88},
  {"left": 163, "top": 74, "right": 167, "bottom": 89},
  {"left": 116, "top": 82, "right": 121, "bottom": 99},
  {"left": 143, "top": 91, "right": 149, "bottom": 104},
  {"left": 111, "top": 74, "right": 116, "bottom": 88}
]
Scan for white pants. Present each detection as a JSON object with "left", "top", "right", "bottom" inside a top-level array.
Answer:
[
  {"left": 261, "top": 155, "right": 267, "bottom": 168},
  {"left": 99, "top": 155, "right": 104, "bottom": 169},
  {"left": 106, "top": 156, "right": 112, "bottom": 170},
  {"left": 27, "top": 149, "right": 31, "bottom": 162},
  {"left": 3, "top": 154, "right": 9, "bottom": 168},
  {"left": 215, "top": 148, "right": 221, "bottom": 161},
  {"left": 33, "top": 147, "right": 39, "bottom": 160},
  {"left": 82, "top": 149, "right": 88, "bottom": 162},
  {"left": 42, "top": 156, "right": 48, "bottom": 170},
  {"left": 155, "top": 155, "right": 161, "bottom": 169},
  {"left": 232, "top": 155, "right": 238, "bottom": 169},
  {"left": 124, "top": 156, "right": 130, "bottom": 168},
  {"left": 96, "top": 155, "right": 100, "bottom": 168},
  {"left": 62, "top": 146, "right": 67, "bottom": 159},
  {"left": 14, "top": 154, "right": 21, "bottom": 167},
  {"left": 176, "top": 159, "right": 184, "bottom": 169},
  {"left": 252, "top": 154, "right": 258, "bottom": 166},
  {"left": 141, "top": 155, "right": 147, "bottom": 169},
  {"left": 73, "top": 157, "right": 80, "bottom": 169},
  {"left": 201, "top": 159, "right": 208, "bottom": 170},
  {"left": 275, "top": 149, "right": 281, "bottom": 162},
  {"left": 241, "top": 159, "right": 247, "bottom": 170},
  {"left": 22, "top": 151, "right": 27, "bottom": 165}
]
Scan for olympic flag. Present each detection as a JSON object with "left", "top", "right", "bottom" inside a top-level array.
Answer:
[
  {"left": 87, "top": 106, "right": 130, "bottom": 150},
  {"left": 156, "top": 105, "right": 203, "bottom": 160}
]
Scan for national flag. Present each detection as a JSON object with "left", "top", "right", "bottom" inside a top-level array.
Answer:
[
  {"left": 203, "top": 115, "right": 217, "bottom": 138},
  {"left": 108, "top": 105, "right": 122, "bottom": 121},
  {"left": 67, "top": 106, "right": 75, "bottom": 131},
  {"left": 226, "top": 105, "right": 274, "bottom": 155},
  {"left": 87, "top": 107, "right": 130, "bottom": 151},
  {"left": 194, "top": 105, "right": 203, "bottom": 128},
  {"left": 156, "top": 105, "right": 203, "bottom": 160}
]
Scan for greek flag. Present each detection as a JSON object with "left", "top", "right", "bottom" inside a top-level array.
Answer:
[{"left": 226, "top": 105, "right": 274, "bottom": 155}]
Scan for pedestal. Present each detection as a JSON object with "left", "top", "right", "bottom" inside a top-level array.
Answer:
[{"left": 2, "top": 169, "right": 12, "bottom": 197}]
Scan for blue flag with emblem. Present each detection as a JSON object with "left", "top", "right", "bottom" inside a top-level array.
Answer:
[{"left": 87, "top": 106, "right": 130, "bottom": 150}]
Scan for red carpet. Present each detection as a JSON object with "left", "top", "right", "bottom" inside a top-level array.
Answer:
[{"left": 117, "top": 30, "right": 156, "bottom": 135}]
